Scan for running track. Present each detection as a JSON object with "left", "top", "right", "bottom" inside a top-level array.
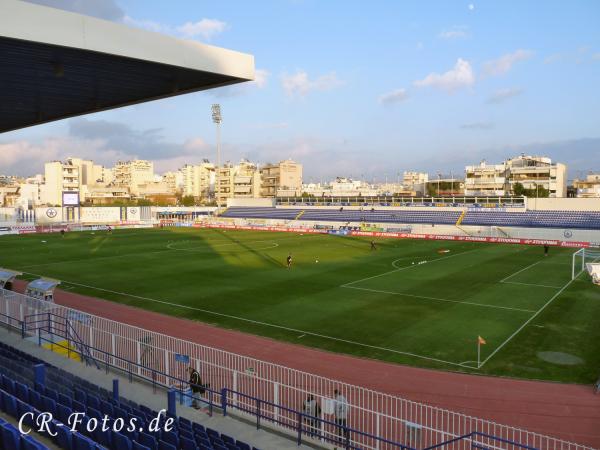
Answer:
[{"left": 13, "top": 281, "right": 600, "bottom": 448}]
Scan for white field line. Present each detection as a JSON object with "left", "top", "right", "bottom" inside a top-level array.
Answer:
[
  {"left": 342, "top": 248, "right": 481, "bottom": 287},
  {"left": 20, "top": 270, "right": 467, "bottom": 368},
  {"left": 499, "top": 260, "right": 543, "bottom": 283},
  {"left": 478, "top": 277, "right": 576, "bottom": 368},
  {"left": 500, "top": 281, "right": 562, "bottom": 289},
  {"left": 343, "top": 285, "right": 536, "bottom": 313}
]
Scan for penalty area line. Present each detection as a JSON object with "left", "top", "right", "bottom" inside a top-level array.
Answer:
[
  {"left": 342, "top": 285, "right": 536, "bottom": 313},
  {"left": 478, "top": 276, "right": 576, "bottom": 369},
  {"left": 20, "top": 270, "right": 467, "bottom": 369}
]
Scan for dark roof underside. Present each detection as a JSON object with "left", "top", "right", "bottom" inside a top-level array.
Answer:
[{"left": 0, "top": 36, "right": 241, "bottom": 133}]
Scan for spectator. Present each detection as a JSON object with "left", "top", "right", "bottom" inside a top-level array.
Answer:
[
  {"left": 303, "top": 394, "right": 321, "bottom": 436},
  {"left": 188, "top": 366, "right": 205, "bottom": 409},
  {"left": 333, "top": 389, "right": 349, "bottom": 444}
]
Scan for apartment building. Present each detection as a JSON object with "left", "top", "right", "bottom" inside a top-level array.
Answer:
[
  {"left": 41, "top": 159, "right": 81, "bottom": 205},
  {"left": 181, "top": 162, "right": 215, "bottom": 199},
  {"left": 260, "top": 159, "right": 303, "bottom": 197},
  {"left": 464, "top": 161, "right": 507, "bottom": 196},
  {"left": 113, "top": 160, "right": 154, "bottom": 195},
  {"left": 465, "top": 155, "right": 567, "bottom": 197},
  {"left": 216, "top": 160, "right": 261, "bottom": 205},
  {"left": 573, "top": 173, "right": 600, "bottom": 198}
]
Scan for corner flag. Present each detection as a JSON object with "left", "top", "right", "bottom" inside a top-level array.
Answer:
[{"left": 478, "top": 336, "right": 486, "bottom": 345}]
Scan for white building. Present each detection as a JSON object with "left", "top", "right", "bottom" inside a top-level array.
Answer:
[
  {"left": 181, "top": 162, "right": 215, "bottom": 199},
  {"left": 216, "top": 160, "right": 261, "bottom": 205},
  {"left": 464, "top": 161, "right": 507, "bottom": 196},
  {"left": 574, "top": 173, "right": 600, "bottom": 198},
  {"left": 261, "top": 159, "right": 303, "bottom": 197},
  {"left": 465, "top": 155, "right": 567, "bottom": 197},
  {"left": 41, "top": 159, "right": 81, "bottom": 205},
  {"left": 113, "top": 160, "right": 155, "bottom": 195}
]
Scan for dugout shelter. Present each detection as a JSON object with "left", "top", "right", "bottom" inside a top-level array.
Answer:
[
  {"left": 0, "top": 269, "right": 22, "bottom": 291},
  {"left": 25, "top": 278, "right": 61, "bottom": 303}
]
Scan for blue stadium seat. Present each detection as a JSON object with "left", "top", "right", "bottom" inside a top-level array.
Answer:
[
  {"left": 133, "top": 442, "right": 151, "bottom": 450},
  {"left": 161, "top": 430, "right": 179, "bottom": 448},
  {"left": 1, "top": 422, "right": 22, "bottom": 450},
  {"left": 72, "top": 432, "right": 96, "bottom": 450},
  {"left": 180, "top": 436, "right": 198, "bottom": 450},
  {"left": 54, "top": 425, "right": 73, "bottom": 450},
  {"left": 158, "top": 440, "right": 176, "bottom": 450},
  {"left": 137, "top": 432, "right": 158, "bottom": 450},
  {"left": 112, "top": 431, "right": 133, "bottom": 450}
]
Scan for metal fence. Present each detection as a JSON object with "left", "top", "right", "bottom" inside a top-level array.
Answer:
[{"left": 0, "top": 288, "right": 594, "bottom": 450}]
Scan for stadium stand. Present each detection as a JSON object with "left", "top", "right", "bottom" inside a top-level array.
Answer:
[
  {"left": 0, "top": 341, "right": 263, "bottom": 450},
  {"left": 220, "top": 207, "right": 600, "bottom": 229}
]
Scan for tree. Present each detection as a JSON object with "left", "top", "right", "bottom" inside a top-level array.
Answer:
[
  {"left": 181, "top": 195, "right": 195, "bottom": 206},
  {"left": 512, "top": 182, "right": 526, "bottom": 196}
]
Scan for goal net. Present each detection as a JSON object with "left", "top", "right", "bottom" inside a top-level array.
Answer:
[{"left": 572, "top": 248, "right": 600, "bottom": 282}]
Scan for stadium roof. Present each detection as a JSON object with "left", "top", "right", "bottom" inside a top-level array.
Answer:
[{"left": 0, "top": 0, "right": 255, "bottom": 133}]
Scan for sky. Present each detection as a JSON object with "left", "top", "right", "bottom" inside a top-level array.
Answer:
[{"left": 2, "top": 0, "right": 600, "bottom": 182}]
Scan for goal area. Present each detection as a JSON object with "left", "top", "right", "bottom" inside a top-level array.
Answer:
[{"left": 572, "top": 248, "right": 600, "bottom": 281}]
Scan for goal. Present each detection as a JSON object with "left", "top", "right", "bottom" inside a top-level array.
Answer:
[{"left": 572, "top": 248, "right": 600, "bottom": 280}]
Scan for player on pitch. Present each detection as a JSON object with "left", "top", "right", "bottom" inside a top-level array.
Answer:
[{"left": 286, "top": 253, "right": 293, "bottom": 269}]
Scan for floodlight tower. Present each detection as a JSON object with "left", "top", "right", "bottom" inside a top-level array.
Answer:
[{"left": 211, "top": 104, "right": 222, "bottom": 208}]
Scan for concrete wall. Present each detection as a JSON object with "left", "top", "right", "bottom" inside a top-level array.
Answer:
[
  {"left": 227, "top": 198, "right": 276, "bottom": 207},
  {"left": 526, "top": 197, "right": 600, "bottom": 211}
]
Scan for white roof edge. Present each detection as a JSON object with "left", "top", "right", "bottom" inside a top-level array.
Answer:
[{"left": 0, "top": 0, "right": 255, "bottom": 81}]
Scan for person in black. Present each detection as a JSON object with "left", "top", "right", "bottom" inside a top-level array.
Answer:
[
  {"left": 286, "top": 254, "right": 293, "bottom": 269},
  {"left": 370, "top": 240, "right": 376, "bottom": 251},
  {"left": 107, "top": 225, "right": 113, "bottom": 234},
  {"left": 60, "top": 229, "right": 65, "bottom": 238},
  {"left": 544, "top": 245, "right": 549, "bottom": 257},
  {"left": 302, "top": 394, "right": 321, "bottom": 436},
  {"left": 188, "top": 366, "right": 204, "bottom": 409}
]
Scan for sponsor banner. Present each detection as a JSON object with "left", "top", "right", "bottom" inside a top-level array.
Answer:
[
  {"left": 194, "top": 223, "right": 599, "bottom": 248},
  {"left": 80, "top": 207, "right": 121, "bottom": 223}
]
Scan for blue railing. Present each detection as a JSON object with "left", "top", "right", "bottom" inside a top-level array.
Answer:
[{"left": 10, "top": 311, "right": 541, "bottom": 450}]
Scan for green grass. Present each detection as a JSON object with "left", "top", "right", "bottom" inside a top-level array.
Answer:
[{"left": 1, "top": 227, "right": 599, "bottom": 383}]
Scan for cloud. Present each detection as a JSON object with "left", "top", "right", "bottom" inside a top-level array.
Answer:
[
  {"left": 439, "top": 26, "right": 469, "bottom": 40},
  {"left": 468, "top": 3, "right": 475, "bottom": 11},
  {"left": 281, "top": 71, "right": 343, "bottom": 97},
  {"left": 23, "top": 0, "right": 124, "bottom": 20},
  {"left": 379, "top": 88, "right": 409, "bottom": 105},
  {"left": 414, "top": 58, "right": 475, "bottom": 92},
  {"left": 177, "top": 19, "right": 228, "bottom": 41},
  {"left": 209, "top": 68, "right": 269, "bottom": 98},
  {"left": 460, "top": 122, "right": 494, "bottom": 130},
  {"left": 122, "top": 16, "right": 168, "bottom": 34},
  {"left": 547, "top": 48, "right": 600, "bottom": 64},
  {"left": 483, "top": 49, "right": 533, "bottom": 76},
  {"left": 0, "top": 119, "right": 217, "bottom": 176},
  {"left": 544, "top": 53, "right": 563, "bottom": 64},
  {"left": 487, "top": 87, "right": 523, "bottom": 104}
]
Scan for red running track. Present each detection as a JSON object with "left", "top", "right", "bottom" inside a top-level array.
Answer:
[{"left": 13, "top": 281, "right": 600, "bottom": 448}]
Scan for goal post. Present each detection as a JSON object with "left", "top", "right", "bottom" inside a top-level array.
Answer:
[{"left": 572, "top": 248, "right": 600, "bottom": 280}]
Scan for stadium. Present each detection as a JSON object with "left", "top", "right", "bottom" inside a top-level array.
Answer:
[{"left": 0, "top": 2, "right": 599, "bottom": 450}]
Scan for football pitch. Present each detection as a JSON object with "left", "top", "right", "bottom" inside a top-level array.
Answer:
[{"left": 1, "top": 227, "right": 599, "bottom": 383}]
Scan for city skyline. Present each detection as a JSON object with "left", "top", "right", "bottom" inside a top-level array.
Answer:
[{"left": 1, "top": 0, "right": 599, "bottom": 178}]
